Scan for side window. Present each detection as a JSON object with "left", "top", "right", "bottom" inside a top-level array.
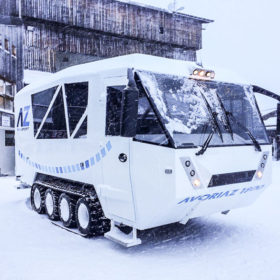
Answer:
[
  {"left": 5, "top": 131, "right": 14, "bottom": 146},
  {"left": 37, "top": 88, "right": 67, "bottom": 139},
  {"left": 105, "top": 86, "right": 125, "bottom": 136},
  {"left": 65, "top": 82, "right": 88, "bottom": 137},
  {"left": 74, "top": 116, "right": 87, "bottom": 139},
  {"left": 135, "top": 90, "right": 169, "bottom": 146},
  {"left": 32, "top": 86, "right": 57, "bottom": 136},
  {"left": 31, "top": 82, "right": 89, "bottom": 140}
]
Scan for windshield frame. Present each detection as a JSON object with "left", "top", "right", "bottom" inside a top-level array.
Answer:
[{"left": 134, "top": 71, "right": 271, "bottom": 149}]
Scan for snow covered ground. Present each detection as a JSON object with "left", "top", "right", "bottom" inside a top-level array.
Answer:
[{"left": 0, "top": 164, "right": 280, "bottom": 280}]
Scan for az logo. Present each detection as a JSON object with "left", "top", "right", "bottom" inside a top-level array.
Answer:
[{"left": 17, "top": 106, "right": 30, "bottom": 128}]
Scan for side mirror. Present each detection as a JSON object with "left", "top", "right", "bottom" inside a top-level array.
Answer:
[{"left": 120, "top": 69, "right": 139, "bottom": 137}]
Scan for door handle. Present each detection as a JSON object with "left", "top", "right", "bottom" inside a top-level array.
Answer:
[{"left": 119, "top": 153, "right": 127, "bottom": 163}]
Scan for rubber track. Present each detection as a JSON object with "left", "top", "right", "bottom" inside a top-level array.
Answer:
[{"left": 34, "top": 179, "right": 110, "bottom": 236}]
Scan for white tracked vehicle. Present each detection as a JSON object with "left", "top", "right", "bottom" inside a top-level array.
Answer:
[{"left": 15, "top": 54, "right": 272, "bottom": 247}]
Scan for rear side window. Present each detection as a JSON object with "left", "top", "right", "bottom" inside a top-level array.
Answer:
[
  {"left": 37, "top": 88, "right": 67, "bottom": 139},
  {"left": 31, "top": 82, "right": 89, "bottom": 139},
  {"left": 105, "top": 86, "right": 125, "bottom": 136},
  {"left": 65, "top": 82, "right": 88, "bottom": 135},
  {"left": 32, "top": 86, "right": 57, "bottom": 136}
]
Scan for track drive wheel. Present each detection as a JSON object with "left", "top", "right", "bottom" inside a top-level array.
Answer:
[
  {"left": 58, "top": 193, "right": 76, "bottom": 228},
  {"left": 45, "top": 189, "right": 59, "bottom": 221},
  {"left": 75, "top": 196, "right": 110, "bottom": 237},
  {"left": 31, "top": 184, "right": 46, "bottom": 214}
]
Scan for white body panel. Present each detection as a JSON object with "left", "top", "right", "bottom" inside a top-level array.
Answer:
[{"left": 15, "top": 54, "right": 272, "bottom": 231}]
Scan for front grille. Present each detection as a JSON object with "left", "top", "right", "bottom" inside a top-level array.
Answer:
[{"left": 208, "top": 170, "right": 256, "bottom": 188}]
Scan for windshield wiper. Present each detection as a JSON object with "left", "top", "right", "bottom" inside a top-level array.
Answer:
[
  {"left": 215, "top": 92, "right": 234, "bottom": 140},
  {"left": 200, "top": 92, "right": 223, "bottom": 143},
  {"left": 196, "top": 129, "right": 214, "bottom": 156},
  {"left": 227, "top": 112, "right": 262, "bottom": 152}
]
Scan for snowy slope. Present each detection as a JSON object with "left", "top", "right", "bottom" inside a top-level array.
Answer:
[{"left": 0, "top": 162, "right": 280, "bottom": 280}]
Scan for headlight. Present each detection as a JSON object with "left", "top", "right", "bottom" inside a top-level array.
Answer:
[
  {"left": 191, "top": 69, "right": 215, "bottom": 80},
  {"left": 193, "top": 179, "right": 201, "bottom": 188},
  {"left": 256, "top": 171, "right": 263, "bottom": 179}
]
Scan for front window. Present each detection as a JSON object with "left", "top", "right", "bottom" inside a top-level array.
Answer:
[{"left": 136, "top": 71, "right": 269, "bottom": 148}]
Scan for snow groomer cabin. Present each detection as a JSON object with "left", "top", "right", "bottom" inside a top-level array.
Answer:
[{"left": 15, "top": 54, "right": 272, "bottom": 247}]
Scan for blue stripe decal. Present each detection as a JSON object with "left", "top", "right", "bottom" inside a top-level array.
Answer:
[
  {"left": 18, "top": 141, "right": 112, "bottom": 173},
  {"left": 80, "top": 163, "right": 85, "bottom": 170},
  {"left": 96, "top": 153, "right": 101, "bottom": 162},
  {"left": 101, "top": 148, "right": 106, "bottom": 158},
  {"left": 76, "top": 164, "right": 80, "bottom": 171},
  {"left": 106, "top": 141, "right": 112, "bottom": 151}
]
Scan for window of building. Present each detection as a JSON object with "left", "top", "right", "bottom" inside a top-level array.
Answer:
[
  {"left": 32, "top": 86, "right": 58, "bottom": 136},
  {"left": 105, "top": 86, "right": 125, "bottom": 136},
  {"left": 4, "top": 39, "right": 9, "bottom": 52},
  {"left": 0, "top": 34, "right": 2, "bottom": 48},
  {"left": 65, "top": 82, "right": 89, "bottom": 136},
  {"left": 5, "top": 131, "right": 14, "bottom": 146},
  {"left": 0, "top": 96, "right": 4, "bottom": 109},
  {"left": 1, "top": 113, "right": 13, "bottom": 128},
  {"left": 0, "top": 80, "right": 4, "bottom": 96},
  {"left": 4, "top": 99, "right": 13, "bottom": 111},
  {"left": 5, "top": 82, "right": 13, "bottom": 97},
  {"left": 12, "top": 45, "right": 16, "bottom": 57}
]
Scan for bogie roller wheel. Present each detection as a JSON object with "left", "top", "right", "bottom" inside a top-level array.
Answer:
[
  {"left": 45, "top": 189, "right": 59, "bottom": 221},
  {"left": 31, "top": 184, "right": 46, "bottom": 214},
  {"left": 58, "top": 193, "right": 76, "bottom": 228},
  {"left": 75, "top": 196, "right": 110, "bottom": 237}
]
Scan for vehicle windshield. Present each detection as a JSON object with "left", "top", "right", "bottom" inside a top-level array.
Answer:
[{"left": 136, "top": 70, "right": 269, "bottom": 148}]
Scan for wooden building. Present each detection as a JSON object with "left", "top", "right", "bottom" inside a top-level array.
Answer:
[
  {"left": 1, "top": 0, "right": 212, "bottom": 74},
  {"left": 0, "top": 23, "right": 17, "bottom": 175}
]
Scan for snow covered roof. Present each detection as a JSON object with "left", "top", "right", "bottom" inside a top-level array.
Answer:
[
  {"left": 0, "top": 108, "right": 14, "bottom": 115},
  {"left": 18, "top": 54, "right": 200, "bottom": 95},
  {"left": 117, "top": 0, "right": 213, "bottom": 24},
  {"left": 24, "top": 70, "right": 54, "bottom": 85}
]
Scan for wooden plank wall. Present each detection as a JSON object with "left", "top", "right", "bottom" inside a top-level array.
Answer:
[
  {"left": 23, "top": 21, "right": 196, "bottom": 72},
  {"left": 0, "top": 24, "right": 23, "bottom": 89},
  {"left": 0, "top": 0, "right": 17, "bottom": 17},
  {"left": 21, "top": 0, "right": 202, "bottom": 49}
]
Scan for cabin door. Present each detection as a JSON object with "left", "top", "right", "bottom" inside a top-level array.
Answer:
[{"left": 101, "top": 78, "right": 135, "bottom": 222}]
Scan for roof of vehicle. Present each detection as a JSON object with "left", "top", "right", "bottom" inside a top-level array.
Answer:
[{"left": 17, "top": 54, "right": 199, "bottom": 96}]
